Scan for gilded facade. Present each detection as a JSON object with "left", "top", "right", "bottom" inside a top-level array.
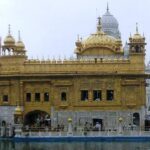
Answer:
[{"left": 0, "top": 8, "right": 147, "bottom": 130}]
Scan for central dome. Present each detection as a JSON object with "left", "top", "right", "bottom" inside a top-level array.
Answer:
[
  {"left": 75, "top": 17, "right": 122, "bottom": 56},
  {"left": 82, "top": 17, "right": 117, "bottom": 50},
  {"left": 82, "top": 30, "right": 117, "bottom": 49}
]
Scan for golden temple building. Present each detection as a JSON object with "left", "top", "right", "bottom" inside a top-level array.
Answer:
[{"left": 0, "top": 7, "right": 147, "bottom": 130}]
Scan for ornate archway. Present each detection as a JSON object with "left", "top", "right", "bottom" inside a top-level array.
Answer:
[{"left": 24, "top": 110, "right": 51, "bottom": 127}]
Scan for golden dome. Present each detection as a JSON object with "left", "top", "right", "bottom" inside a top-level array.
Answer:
[
  {"left": 68, "top": 118, "right": 72, "bottom": 122},
  {"left": 132, "top": 33, "right": 143, "bottom": 40},
  {"left": 76, "top": 17, "right": 120, "bottom": 52},
  {"left": 14, "top": 105, "right": 22, "bottom": 115},
  {"left": 4, "top": 35, "right": 15, "bottom": 46},
  {"left": 4, "top": 24, "right": 16, "bottom": 47},
  {"left": 16, "top": 41, "right": 25, "bottom": 50},
  {"left": 82, "top": 32, "right": 117, "bottom": 49},
  {"left": 16, "top": 31, "right": 25, "bottom": 50},
  {"left": 118, "top": 117, "right": 123, "bottom": 122},
  {"left": 132, "top": 23, "right": 144, "bottom": 40}
]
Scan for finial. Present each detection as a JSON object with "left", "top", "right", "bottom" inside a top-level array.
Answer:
[
  {"left": 136, "top": 22, "right": 138, "bottom": 34},
  {"left": 8, "top": 24, "right": 11, "bottom": 35},
  {"left": 107, "top": 2, "right": 109, "bottom": 12},
  {"left": 130, "top": 32, "right": 132, "bottom": 37},
  {"left": 96, "top": 8, "right": 98, "bottom": 18},
  {"left": 18, "top": 30, "right": 21, "bottom": 41},
  {"left": 97, "top": 17, "right": 102, "bottom": 32},
  {"left": 77, "top": 34, "right": 80, "bottom": 41},
  {"left": 143, "top": 32, "right": 145, "bottom": 37}
]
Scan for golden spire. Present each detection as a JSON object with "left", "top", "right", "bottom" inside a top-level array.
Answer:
[
  {"left": 8, "top": 24, "right": 11, "bottom": 35},
  {"left": 18, "top": 30, "right": 21, "bottom": 41},
  {"left": 4, "top": 24, "right": 16, "bottom": 46},
  {"left": 16, "top": 30, "right": 25, "bottom": 50}
]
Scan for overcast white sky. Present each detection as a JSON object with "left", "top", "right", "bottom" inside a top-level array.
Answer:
[{"left": 0, "top": 0, "right": 149, "bottom": 63}]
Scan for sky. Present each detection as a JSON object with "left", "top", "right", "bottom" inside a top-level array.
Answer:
[{"left": 0, "top": 0, "right": 149, "bottom": 63}]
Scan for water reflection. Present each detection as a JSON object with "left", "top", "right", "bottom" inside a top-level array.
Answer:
[{"left": 0, "top": 141, "right": 150, "bottom": 150}]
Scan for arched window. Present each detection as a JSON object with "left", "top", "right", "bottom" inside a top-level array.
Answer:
[
  {"left": 81, "top": 90, "right": 88, "bottom": 101},
  {"left": 2, "top": 120, "right": 6, "bottom": 126},
  {"left": 44, "top": 92, "right": 49, "bottom": 101},
  {"left": 61, "top": 92, "right": 67, "bottom": 101},
  {"left": 135, "top": 45, "right": 140, "bottom": 52}
]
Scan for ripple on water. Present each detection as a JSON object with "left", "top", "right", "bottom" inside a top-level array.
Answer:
[{"left": 0, "top": 141, "right": 150, "bottom": 150}]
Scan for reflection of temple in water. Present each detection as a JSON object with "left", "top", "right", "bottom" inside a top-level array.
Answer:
[{"left": 0, "top": 141, "right": 147, "bottom": 150}]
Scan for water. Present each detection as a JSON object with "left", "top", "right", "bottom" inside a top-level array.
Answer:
[{"left": 0, "top": 141, "right": 150, "bottom": 150}]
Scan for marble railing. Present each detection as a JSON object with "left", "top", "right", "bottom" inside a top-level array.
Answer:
[{"left": 1, "top": 126, "right": 150, "bottom": 137}]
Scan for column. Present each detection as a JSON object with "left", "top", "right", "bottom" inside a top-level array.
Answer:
[
  {"left": 89, "top": 90, "right": 92, "bottom": 101},
  {"left": 19, "top": 81, "right": 23, "bottom": 106},
  {"left": 67, "top": 118, "right": 73, "bottom": 136}
]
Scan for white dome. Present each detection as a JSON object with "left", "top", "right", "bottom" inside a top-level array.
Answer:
[
  {"left": 102, "top": 11, "right": 118, "bottom": 28},
  {"left": 101, "top": 8, "right": 121, "bottom": 39}
]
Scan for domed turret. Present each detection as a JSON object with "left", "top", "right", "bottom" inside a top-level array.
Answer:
[
  {"left": 4, "top": 35, "right": 15, "bottom": 46},
  {"left": 131, "top": 23, "right": 144, "bottom": 41},
  {"left": 128, "top": 23, "right": 146, "bottom": 53},
  {"left": 4, "top": 25, "right": 16, "bottom": 47},
  {"left": 101, "top": 4, "right": 121, "bottom": 39},
  {"left": 14, "top": 30, "right": 26, "bottom": 56},
  {"left": 16, "top": 31, "right": 25, "bottom": 51},
  {"left": 2, "top": 26, "right": 26, "bottom": 57},
  {"left": 14, "top": 105, "right": 22, "bottom": 115},
  {"left": 14, "top": 104, "right": 23, "bottom": 124},
  {"left": 16, "top": 41, "right": 25, "bottom": 50}
]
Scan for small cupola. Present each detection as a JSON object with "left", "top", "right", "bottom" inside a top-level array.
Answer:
[
  {"left": 16, "top": 30, "right": 25, "bottom": 51},
  {"left": 4, "top": 24, "right": 16, "bottom": 47},
  {"left": 129, "top": 23, "right": 146, "bottom": 53}
]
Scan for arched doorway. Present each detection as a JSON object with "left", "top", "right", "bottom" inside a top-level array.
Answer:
[
  {"left": 24, "top": 110, "right": 51, "bottom": 127},
  {"left": 133, "top": 112, "right": 140, "bottom": 126},
  {"left": 1, "top": 120, "right": 6, "bottom": 126}
]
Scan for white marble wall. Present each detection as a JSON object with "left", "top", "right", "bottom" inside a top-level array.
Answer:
[
  {"left": 52, "top": 109, "right": 144, "bottom": 130},
  {"left": 0, "top": 106, "right": 16, "bottom": 125},
  {"left": 146, "top": 63, "right": 150, "bottom": 115}
]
